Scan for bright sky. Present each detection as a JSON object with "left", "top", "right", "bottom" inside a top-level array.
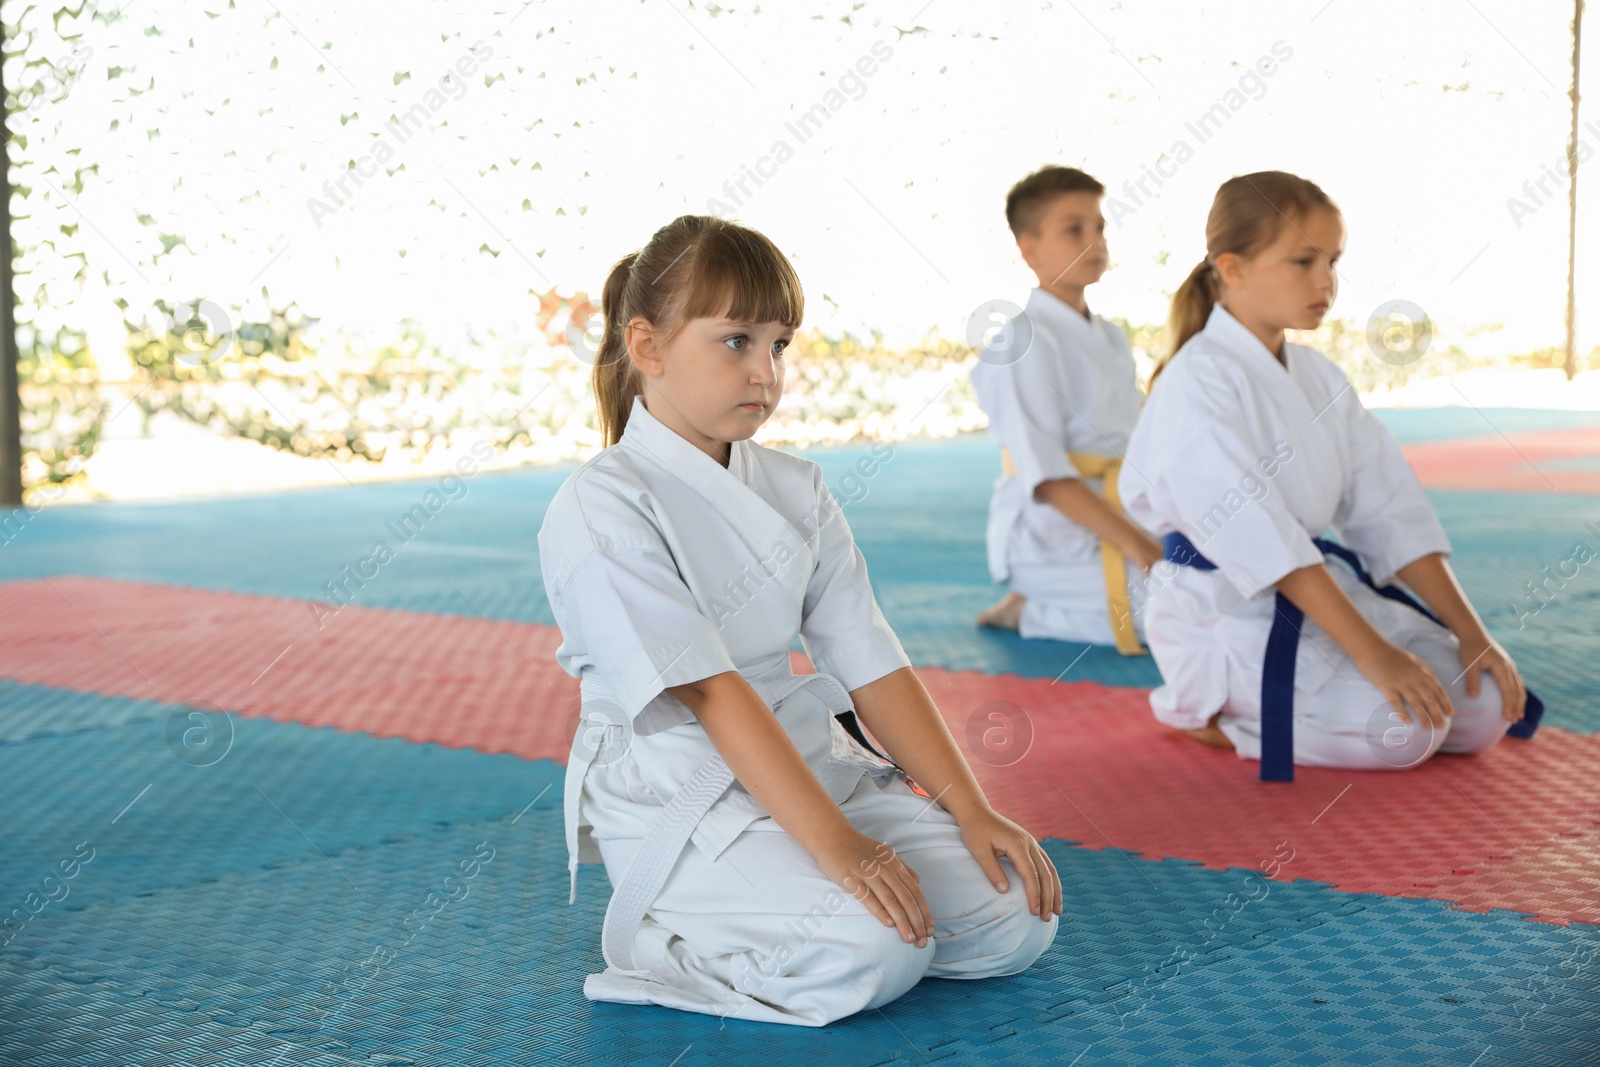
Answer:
[{"left": 17, "top": 0, "right": 1596, "bottom": 362}]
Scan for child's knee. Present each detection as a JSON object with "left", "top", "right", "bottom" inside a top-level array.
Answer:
[
  {"left": 726, "top": 912, "right": 932, "bottom": 1026},
  {"left": 1316, "top": 711, "right": 1445, "bottom": 771},
  {"left": 1430, "top": 667, "right": 1505, "bottom": 753},
  {"left": 1441, "top": 680, "right": 1510, "bottom": 755},
  {"left": 941, "top": 865, "right": 1059, "bottom": 978},
  {"left": 1456, "top": 667, "right": 1503, "bottom": 714},
  {"left": 993, "top": 870, "right": 1060, "bottom": 974},
  {"left": 835, "top": 916, "right": 936, "bottom": 1013},
  {"left": 990, "top": 905, "right": 1058, "bottom": 976}
]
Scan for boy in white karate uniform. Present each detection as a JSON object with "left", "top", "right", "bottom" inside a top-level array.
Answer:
[
  {"left": 539, "top": 214, "right": 1059, "bottom": 1027},
  {"left": 970, "top": 166, "right": 1163, "bottom": 653},
  {"left": 1118, "top": 171, "right": 1538, "bottom": 777}
]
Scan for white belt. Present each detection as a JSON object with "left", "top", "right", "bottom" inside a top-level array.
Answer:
[{"left": 573, "top": 654, "right": 857, "bottom": 978}]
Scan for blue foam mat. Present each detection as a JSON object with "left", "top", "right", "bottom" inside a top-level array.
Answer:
[
  {"left": 2, "top": 686, "right": 1596, "bottom": 1065},
  {"left": 0, "top": 683, "right": 549, "bottom": 911},
  {"left": 1359, "top": 408, "right": 1600, "bottom": 444}
]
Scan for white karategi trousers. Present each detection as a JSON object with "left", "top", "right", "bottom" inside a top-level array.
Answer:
[
  {"left": 1191, "top": 561, "right": 1509, "bottom": 770},
  {"left": 1004, "top": 533, "right": 1151, "bottom": 647},
  {"left": 574, "top": 687, "right": 1059, "bottom": 1027}
]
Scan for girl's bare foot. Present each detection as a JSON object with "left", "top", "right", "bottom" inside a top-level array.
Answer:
[
  {"left": 976, "top": 592, "right": 1026, "bottom": 631},
  {"left": 1181, "top": 711, "right": 1235, "bottom": 750}
]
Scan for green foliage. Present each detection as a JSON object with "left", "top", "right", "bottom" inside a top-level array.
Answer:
[
  {"left": 781, "top": 326, "right": 976, "bottom": 426},
  {"left": 7, "top": 0, "right": 120, "bottom": 492},
  {"left": 17, "top": 323, "right": 104, "bottom": 487},
  {"left": 124, "top": 306, "right": 555, "bottom": 464},
  {"left": 1304, "top": 317, "right": 1476, "bottom": 395}
]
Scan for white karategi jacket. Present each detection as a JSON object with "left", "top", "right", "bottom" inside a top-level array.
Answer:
[
  {"left": 1117, "top": 303, "right": 1452, "bottom": 730},
  {"left": 538, "top": 394, "right": 911, "bottom": 909},
  {"left": 969, "top": 286, "right": 1144, "bottom": 587}
]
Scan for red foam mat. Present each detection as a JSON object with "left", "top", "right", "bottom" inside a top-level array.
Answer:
[
  {"left": 2, "top": 576, "right": 579, "bottom": 761},
  {"left": 4, "top": 577, "right": 1597, "bottom": 925},
  {"left": 1403, "top": 427, "right": 1600, "bottom": 494},
  {"left": 916, "top": 668, "right": 1600, "bottom": 927}
]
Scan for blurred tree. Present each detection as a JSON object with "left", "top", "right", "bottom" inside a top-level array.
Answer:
[
  {"left": 1565, "top": 0, "right": 1584, "bottom": 380},
  {"left": 3, "top": 0, "right": 112, "bottom": 500}
]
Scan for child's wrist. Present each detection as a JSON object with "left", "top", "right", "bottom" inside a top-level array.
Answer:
[
  {"left": 1347, "top": 630, "right": 1396, "bottom": 668},
  {"left": 940, "top": 787, "right": 993, "bottom": 824}
]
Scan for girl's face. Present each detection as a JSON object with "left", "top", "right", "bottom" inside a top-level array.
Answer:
[
  {"left": 627, "top": 305, "right": 793, "bottom": 465},
  {"left": 1217, "top": 206, "right": 1344, "bottom": 336},
  {"left": 1018, "top": 191, "right": 1109, "bottom": 292}
]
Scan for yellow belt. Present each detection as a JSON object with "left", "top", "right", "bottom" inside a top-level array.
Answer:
[{"left": 1001, "top": 447, "right": 1147, "bottom": 657}]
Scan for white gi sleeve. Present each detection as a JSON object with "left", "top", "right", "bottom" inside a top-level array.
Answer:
[
  {"left": 971, "top": 332, "right": 1079, "bottom": 500},
  {"left": 549, "top": 547, "right": 740, "bottom": 735},
  {"left": 797, "top": 470, "right": 912, "bottom": 692},
  {"left": 1136, "top": 361, "right": 1325, "bottom": 601},
  {"left": 1328, "top": 378, "right": 1452, "bottom": 587},
  {"left": 538, "top": 474, "right": 739, "bottom": 736}
]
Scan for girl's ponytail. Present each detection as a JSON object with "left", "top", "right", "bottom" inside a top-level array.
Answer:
[
  {"left": 1152, "top": 258, "right": 1217, "bottom": 387},
  {"left": 593, "top": 252, "right": 641, "bottom": 448}
]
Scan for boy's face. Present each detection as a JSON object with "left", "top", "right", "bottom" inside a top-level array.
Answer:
[{"left": 1017, "top": 192, "right": 1108, "bottom": 291}]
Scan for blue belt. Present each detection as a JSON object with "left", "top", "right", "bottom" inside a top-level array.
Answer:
[{"left": 1162, "top": 531, "right": 1544, "bottom": 782}]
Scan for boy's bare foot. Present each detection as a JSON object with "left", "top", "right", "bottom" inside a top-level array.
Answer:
[
  {"left": 976, "top": 592, "right": 1026, "bottom": 631},
  {"left": 1181, "top": 711, "right": 1235, "bottom": 750}
]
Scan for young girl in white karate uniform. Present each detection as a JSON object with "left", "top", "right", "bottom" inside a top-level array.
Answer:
[
  {"left": 539, "top": 214, "right": 1059, "bottom": 1027},
  {"left": 1118, "top": 172, "right": 1540, "bottom": 779}
]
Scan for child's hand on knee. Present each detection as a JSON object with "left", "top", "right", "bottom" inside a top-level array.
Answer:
[
  {"left": 1355, "top": 641, "right": 1453, "bottom": 729},
  {"left": 1457, "top": 630, "right": 1526, "bottom": 722},
  {"left": 958, "top": 809, "right": 1062, "bottom": 921},
  {"left": 816, "top": 830, "right": 933, "bottom": 947}
]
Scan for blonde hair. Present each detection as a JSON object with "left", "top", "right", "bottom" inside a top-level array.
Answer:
[
  {"left": 1154, "top": 171, "right": 1338, "bottom": 385},
  {"left": 591, "top": 215, "right": 804, "bottom": 447}
]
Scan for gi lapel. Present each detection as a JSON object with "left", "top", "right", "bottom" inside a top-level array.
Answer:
[
  {"left": 618, "top": 394, "right": 814, "bottom": 609},
  {"left": 1201, "top": 304, "right": 1323, "bottom": 425},
  {"left": 1027, "top": 288, "right": 1132, "bottom": 453},
  {"left": 1029, "top": 287, "right": 1120, "bottom": 366},
  {"left": 1202, "top": 305, "right": 1344, "bottom": 481}
]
